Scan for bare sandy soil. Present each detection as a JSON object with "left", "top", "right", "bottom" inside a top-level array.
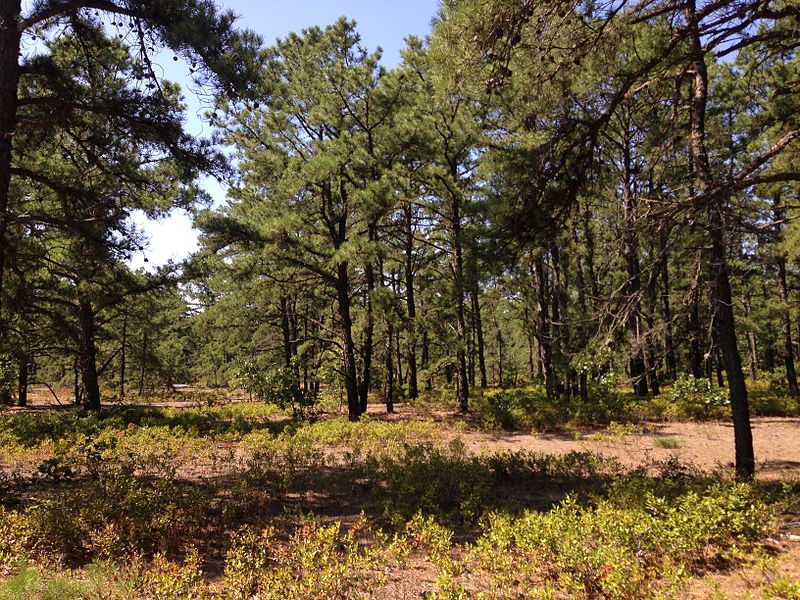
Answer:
[
  {"left": 459, "top": 419, "right": 800, "bottom": 477},
  {"left": 362, "top": 402, "right": 800, "bottom": 479}
]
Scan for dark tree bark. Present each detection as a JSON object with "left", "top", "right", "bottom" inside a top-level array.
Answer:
[
  {"left": 495, "top": 313, "right": 504, "bottom": 387},
  {"left": 119, "top": 312, "right": 127, "bottom": 401},
  {"left": 403, "top": 206, "right": 419, "bottom": 399},
  {"left": 524, "top": 304, "right": 536, "bottom": 381},
  {"left": 777, "top": 254, "right": 798, "bottom": 396},
  {"left": 336, "top": 261, "right": 362, "bottom": 421},
  {"left": 742, "top": 284, "right": 759, "bottom": 382},
  {"left": 621, "top": 130, "right": 648, "bottom": 397},
  {"left": 550, "top": 243, "right": 573, "bottom": 398},
  {"left": 385, "top": 320, "right": 395, "bottom": 413},
  {"left": 77, "top": 298, "right": 101, "bottom": 410},
  {"left": 472, "top": 280, "right": 488, "bottom": 388},
  {"left": 659, "top": 232, "right": 677, "bottom": 380},
  {"left": 17, "top": 353, "right": 28, "bottom": 407},
  {"left": 0, "top": 1, "right": 22, "bottom": 331},
  {"left": 468, "top": 301, "right": 475, "bottom": 387},
  {"left": 687, "top": 0, "right": 754, "bottom": 476},
  {"left": 534, "top": 256, "right": 556, "bottom": 398},
  {"left": 73, "top": 357, "right": 81, "bottom": 406},
  {"left": 357, "top": 222, "right": 380, "bottom": 413},
  {"left": 139, "top": 328, "right": 148, "bottom": 397},
  {"left": 422, "top": 327, "right": 432, "bottom": 391},
  {"left": 773, "top": 197, "right": 798, "bottom": 396},
  {"left": 689, "top": 284, "right": 704, "bottom": 379},
  {"left": 280, "top": 295, "right": 292, "bottom": 368},
  {"left": 582, "top": 207, "right": 600, "bottom": 301},
  {"left": 451, "top": 194, "right": 469, "bottom": 412}
]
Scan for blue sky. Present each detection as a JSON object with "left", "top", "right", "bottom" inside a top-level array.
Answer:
[{"left": 130, "top": 0, "right": 440, "bottom": 269}]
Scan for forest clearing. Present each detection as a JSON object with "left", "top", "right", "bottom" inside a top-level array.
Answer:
[{"left": 2, "top": 0, "right": 800, "bottom": 597}]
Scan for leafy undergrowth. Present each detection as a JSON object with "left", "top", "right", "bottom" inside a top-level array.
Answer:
[
  {"left": 467, "top": 377, "right": 800, "bottom": 432},
  {"left": 0, "top": 401, "right": 798, "bottom": 598}
]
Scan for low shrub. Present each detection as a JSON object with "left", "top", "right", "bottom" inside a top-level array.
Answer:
[
  {"left": 666, "top": 375, "right": 729, "bottom": 420},
  {"left": 223, "top": 517, "right": 392, "bottom": 599},
  {"left": 1, "top": 465, "right": 212, "bottom": 565},
  {"left": 469, "top": 481, "right": 775, "bottom": 599}
]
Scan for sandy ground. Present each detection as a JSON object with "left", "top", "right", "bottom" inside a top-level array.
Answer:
[
  {"left": 458, "top": 419, "right": 800, "bottom": 477},
  {"left": 360, "top": 402, "right": 800, "bottom": 479}
]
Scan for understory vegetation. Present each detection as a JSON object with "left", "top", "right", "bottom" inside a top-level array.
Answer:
[{"left": 1, "top": 393, "right": 799, "bottom": 599}]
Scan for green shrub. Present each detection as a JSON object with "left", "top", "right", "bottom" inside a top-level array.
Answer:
[
  {"left": 667, "top": 375, "right": 729, "bottom": 419},
  {"left": 370, "top": 439, "right": 491, "bottom": 521},
  {"left": 653, "top": 436, "right": 681, "bottom": 449},
  {"left": 237, "top": 357, "right": 319, "bottom": 420},
  {"left": 139, "top": 548, "right": 208, "bottom": 600},
  {"left": 764, "top": 577, "right": 800, "bottom": 599},
  {"left": 474, "top": 387, "right": 562, "bottom": 431},
  {"left": 223, "top": 517, "right": 389, "bottom": 600},
  {"left": 5, "top": 464, "right": 212, "bottom": 565},
  {"left": 469, "top": 481, "right": 774, "bottom": 599}
]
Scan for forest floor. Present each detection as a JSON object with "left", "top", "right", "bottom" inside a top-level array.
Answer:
[
  {"left": 1, "top": 387, "right": 800, "bottom": 598},
  {"left": 363, "top": 402, "right": 800, "bottom": 478}
]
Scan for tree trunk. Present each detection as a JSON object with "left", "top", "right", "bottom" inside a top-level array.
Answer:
[
  {"left": 78, "top": 298, "right": 101, "bottom": 410},
  {"left": 452, "top": 195, "right": 469, "bottom": 412},
  {"left": 17, "top": 353, "right": 27, "bottom": 407},
  {"left": 742, "top": 284, "right": 758, "bottom": 382},
  {"left": 777, "top": 254, "right": 798, "bottom": 396},
  {"left": 119, "top": 313, "right": 127, "bottom": 402},
  {"left": 689, "top": 285, "right": 704, "bottom": 379},
  {"left": 621, "top": 131, "right": 648, "bottom": 397},
  {"left": 687, "top": 0, "right": 754, "bottom": 476},
  {"left": 534, "top": 256, "right": 556, "bottom": 398},
  {"left": 0, "top": 1, "right": 22, "bottom": 330},
  {"left": 73, "top": 357, "right": 81, "bottom": 406},
  {"left": 280, "top": 295, "right": 292, "bottom": 367},
  {"left": 582, "top": 207, "right": 600, "bottom": 301},
  {"left": 358, "top": 226, "right": 377, "bottom": 413},
  {"left": 336, "top": 262, "right": 362, "bottom": 421},
  {"left": 473, "top": 281, "right": 488, "bottom": 388},
  {"left": 468, "top": 300, "right": 475, "bottom": 387},
  {"left": 139, "top": 329, "right": 148, "bottom": 396},
  {"left": 495, "top": 317, "right": 504, "bottom": 388},
  {"left": 422, "top": 327, "right": 432, "bottom": 391},
  {"left": 551, "top": 243, "right": 573, "bottom": 398},
  {"left": 525, "top": 304, "right": 536, "bottom": 381},
  {"left": 659, "top": 232, "right": 677, "bottom": 380},
  {"left": 385, "top": 320, "right": 394, "bottom": 413},
  {"left": 404, "top": 206, "right": 419, "bottom": 399},
  {"left": 773, "top": 196, "right": 798, "bottom": 395}
]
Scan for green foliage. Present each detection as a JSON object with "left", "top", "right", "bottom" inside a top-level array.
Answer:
[
  {"left": 406, "top": 512, "right": 456, "bottom": 571},
  {"left": 139, "top": 548, "right": 208, "bottom": 600},
  {"left": 374, "top": 439, "right": 490, "bottom": 521},
  {"left": 468, "top": 481, "right": 775, "bottom": 599},
  {"left": 223, "top": 517, "right": 391, "bottom": 599},
  {"left": 474, "top": 387, "right": 560, "bottom": 430},
  {"left": 0, "top": 400, "right": 795, "bottom": 598},
  {"left": 1, "top": 463, "right": 212, "bottom": 565},
  {"left": 747, "top": 372, "right": 800, "bottom": 417},
  {"left": 666, "top": 375, "right": 730, "bottom": 419},
  {"left": 653, "top": 436, "right": 682, "bottom": 449},
  {"left": 764, "top": 577, "right": 800, "bottom": 599},
  {"left": 237, "top": 358, "right": 319, "bottom": 420}
]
